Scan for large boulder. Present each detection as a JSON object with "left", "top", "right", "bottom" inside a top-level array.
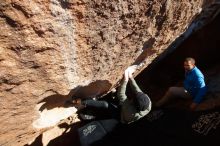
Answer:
[{"left": 0, "top": 0, "right": 219, "bottom": 145}]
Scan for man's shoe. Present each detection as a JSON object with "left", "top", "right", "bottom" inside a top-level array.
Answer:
[{"left": 65, "top": 98, "right": 84, "bottom": 108}]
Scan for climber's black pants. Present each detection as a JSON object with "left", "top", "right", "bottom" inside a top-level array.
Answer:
[{"left": 78, "top": 99, "right": 120, "bottom": 121}]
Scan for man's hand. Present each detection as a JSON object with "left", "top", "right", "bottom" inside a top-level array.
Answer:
[
  {"left": 126, "top": 65, "right": 138, "bottom": 79},
  {"left": 190, "top": 102, "right": 198, "bottom": 111}
]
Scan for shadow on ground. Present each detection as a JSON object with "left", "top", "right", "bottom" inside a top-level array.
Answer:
[
  {"left": 26, "top": 121, "right": 83, "bottom": 146},
  {"left": 92, "top": 107, "right": 220, "bottom": 146}
]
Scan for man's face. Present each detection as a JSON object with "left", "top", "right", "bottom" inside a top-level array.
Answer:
[{"left": 184, "top": 61, "right": 195, "bottom": 71}]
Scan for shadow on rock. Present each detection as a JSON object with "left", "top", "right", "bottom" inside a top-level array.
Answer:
[{"left": 38, "top": 80, "right": 112, "bottom": 111}]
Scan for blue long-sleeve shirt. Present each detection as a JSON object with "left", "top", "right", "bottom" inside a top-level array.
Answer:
[{"left": 183, "top": 66, "right": 207, "bottom": 104}]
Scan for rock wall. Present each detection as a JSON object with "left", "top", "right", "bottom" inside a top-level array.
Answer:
[{"left": 0, "top": 0, "right": 218, "bottom": 145}]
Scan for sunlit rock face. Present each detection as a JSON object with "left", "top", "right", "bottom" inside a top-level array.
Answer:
[{"left": 0, "top": 0, "right": 218, "bottom": 145}]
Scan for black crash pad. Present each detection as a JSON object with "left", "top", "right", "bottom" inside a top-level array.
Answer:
[{"left": 78, "top": 119, "right": 119, "bottom": 146}]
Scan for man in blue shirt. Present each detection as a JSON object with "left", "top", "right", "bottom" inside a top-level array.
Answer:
[{"left": 155, "top": 57, "right": 207, "bottom": 111}]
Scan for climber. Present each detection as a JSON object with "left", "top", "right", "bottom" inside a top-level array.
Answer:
[
  {"left": 155, "top": 57, "right": 207, "bottom": 111},
  {"left": 72, "top": 65, "right": 152, "bottom": 124}
]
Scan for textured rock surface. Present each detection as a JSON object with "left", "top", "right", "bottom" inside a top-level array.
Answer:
[{"left": 0, "top": 0, "right": 219, "bottom": 145}]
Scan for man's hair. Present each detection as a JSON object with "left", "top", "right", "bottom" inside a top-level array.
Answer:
[
  {"left": 134, "top": 92, "right": 150, "bottom": 111},
  {"left": 185, "top": 57, "right": 195, "bottom": 64}
]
